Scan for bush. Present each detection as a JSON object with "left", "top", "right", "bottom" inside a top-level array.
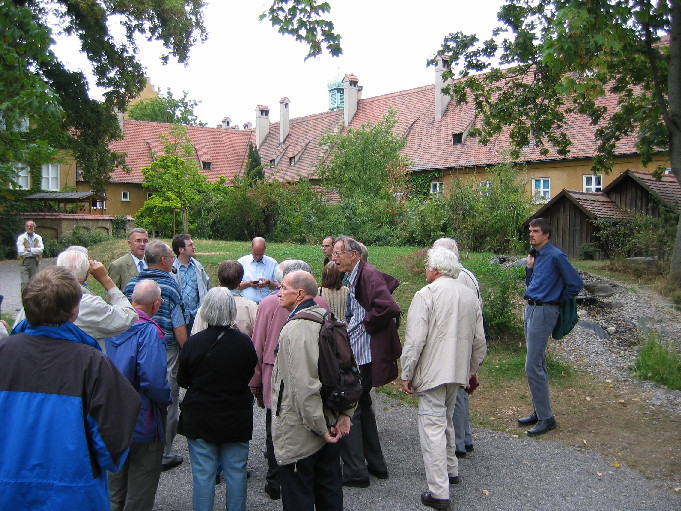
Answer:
[
  {"left": 43, "top": 227, "right": 111, "bottom": 257},
  {"left": 633, "top": 334, "right": 681, "bottom": 390}
]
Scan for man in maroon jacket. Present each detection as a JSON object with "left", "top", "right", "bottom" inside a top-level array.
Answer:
[{"left": 332, "top": 236, "right": 401, "bottom": 488}]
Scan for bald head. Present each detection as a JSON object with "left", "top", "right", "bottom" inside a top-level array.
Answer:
[{"left": 251, "top": 237, "right": 266, "bottom": 262}]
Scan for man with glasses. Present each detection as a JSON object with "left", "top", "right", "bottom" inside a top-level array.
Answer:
[
  {"left": 124, "top": 240, "right": 187, "bottom": 471},
  {"left": 321, "top": 236, "right": 334, "bottom": 266},
  {"left": 332, "top": 236, "right": 401, "bottom": 488},
  {"left": 237, "top": 237, "right": 278, "bottom": 304}
]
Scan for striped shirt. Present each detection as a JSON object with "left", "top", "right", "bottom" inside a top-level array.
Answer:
[{"left": 347, "top": 262, "right": 372, "bottom": 365}]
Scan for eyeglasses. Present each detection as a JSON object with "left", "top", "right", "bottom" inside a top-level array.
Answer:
[
  {"left": 321, "top": 244, "right": 332, "bottom": 248},
  {"left": 332, "top": 250, "right": 349, "bottom": 257}
]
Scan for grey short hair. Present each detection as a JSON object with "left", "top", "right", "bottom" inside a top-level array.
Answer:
[
  {"left": 57, "top": 249, "right": 90, "bottom": 283},
  {"left": 427, "top": 246, "right": 462, "bottom": 279},
  {"left": 286, "top": 270, "right": 318, "bottom": 298},
  {"left": 283, "top": 259, "right": 312, "bottom": 276},
  {"left": 335, "top": 235, "right": 362, "bottom": 254},
  {"left": 433, "top": 238, "right": 460, "bottom": 259},
  {"left": 145, "top": 240, "right": 171, "bottom": 266},
  {"left": 274, "top": 260, "right": 289, "bottom": 284},
  {"left": 128, "top": 228, "right": 148, "bottom": 239},
  {"left": 201, "top": 287, "right": 237, "bottom": 327},
  {"left": 65, "top": 245, "right": 89, "bottom": 255},
  {"left": 131, "top": 279, "right": 161, "bottom": 305},
  {"left": 357, "top": 242, "right": 368, "bottom": 262}
]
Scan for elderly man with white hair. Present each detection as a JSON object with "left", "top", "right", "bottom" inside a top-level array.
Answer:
[
  {"left": 401, "top": 247, "right": 486, "bottom": 510},
  {"left": 432, "top": 237, "right": 486, "bottom": 458},
  {"left": 13, "top": 248, "right": 137, "bottom": 350}
]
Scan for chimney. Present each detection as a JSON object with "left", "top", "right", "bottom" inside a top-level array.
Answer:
[
  {"left": 279, "top": 97, "right": 290, "bottom": 143},
  {"left": 435, "top": 57, "right": 451, "bottom": 121},
  {"left": 243, "top": 121, "right": 253, "bottom": 130},
  {"left": 114, "top": 107, "right": 124, "bottom": 133},
  {"left": 221, "top": 117, "right": 231, "bottom": 129},
  {"left": 343, "top": 74, "right": 362, "bottom": 127},
  {"left": 255, "top": 105, "right": 270, "bottom": 149}
]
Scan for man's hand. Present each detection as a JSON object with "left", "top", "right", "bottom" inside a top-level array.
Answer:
[
  {"left": 324, "top": 413, "right": 352, "bottom": 443},
  {"left": 89, "top": 260, "right": 116, "bottom": 290},
  {"left": 526, "top": 253, "right": 535, "bottom": 269},
  {"left": 466, "top": 374, "right": 479, "bottom": 394},
  {"left": 251, "top": 387, "right": 264, "bottom": 408},
  {"left": 402, "top": 380, "right": 414, "bottom": 395}
]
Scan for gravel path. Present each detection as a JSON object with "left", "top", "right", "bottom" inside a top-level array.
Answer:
[{"left": 1, "top": 260, "right": 680, "bottom": 509}]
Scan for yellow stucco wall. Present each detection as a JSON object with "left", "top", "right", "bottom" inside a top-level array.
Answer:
[
  {"left": 77, "top": 181, "right": 147, "bottom": 217},
  {"left": 442, "top": 154, "right": 669, "bottom": 198}
]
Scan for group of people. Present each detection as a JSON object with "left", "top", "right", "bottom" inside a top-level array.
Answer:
[{"left": 0, "top": 218, "right": 582, "bottom": 510}]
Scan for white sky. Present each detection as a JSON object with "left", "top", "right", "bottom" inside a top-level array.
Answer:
[{"left": 54, "top": 0, "right": 505, "bottom": 128}]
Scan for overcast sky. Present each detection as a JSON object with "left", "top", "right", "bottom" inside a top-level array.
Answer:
[{"left": 54, "top": 0, "right": 505, "bottom": 128}]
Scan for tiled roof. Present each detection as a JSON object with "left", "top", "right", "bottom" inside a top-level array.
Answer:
[
  {"left": 107, "top": 120, "right": 254, "bottom": 184},
  {"left": 529, "top": 189, "right": 631, "bottom": 221},
  {"left": 605, "top": 169, "right": 681, "bottom": 211},
  {"left": 258, "top": 110, "right": 343, "bottom": 182}
]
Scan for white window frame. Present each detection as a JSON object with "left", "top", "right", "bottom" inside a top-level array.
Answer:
[
  {"left": 531, "top": 178, "right": 550, "bottom": 203},
  {"left": 583, "top": 174, "right": 603, "bottom": 193},
  {"left": 13, "top": 163, "right": 29, "bottom": 189},
  {"left": 146, "top": 192, "right": 154, "bottom": 200},
  {"left": 430, "top": 181, "right": 444, "bottom": 195},
  {"left": 41, "top": 163, "right": 60, "bottom": 191},
  {"left": 480, "top": 180, "right": 492, "bottom": 196},
  {"left": 92, "top": 193, "right": 107, "bottom": 210},
  {"left": 121, "top": 191, "right": 130, "bottom": 201}
]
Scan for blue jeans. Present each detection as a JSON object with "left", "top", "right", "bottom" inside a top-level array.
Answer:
[{"left": 187, "top": 438, "right": 249, "bottom": 511}]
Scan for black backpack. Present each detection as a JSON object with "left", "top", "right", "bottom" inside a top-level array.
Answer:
[{"left": 292, "top": 311, "right": 363, "bottom": 413}]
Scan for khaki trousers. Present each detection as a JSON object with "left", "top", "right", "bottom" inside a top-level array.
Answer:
[{"left": 417, "top": 383, "right": 460, "bottom": 500}]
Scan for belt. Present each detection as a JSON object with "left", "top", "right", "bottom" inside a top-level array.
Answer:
[{"left": 527, "top": 299, "right": 559, "bottom": 306}]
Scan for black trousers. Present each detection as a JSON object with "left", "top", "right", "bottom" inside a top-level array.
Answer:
[
  {"left": 279, "top": 442, "right": 343, "bottom": 511},
  {"left": 265, "top": 408, "right": 280, "bottom": 489}
]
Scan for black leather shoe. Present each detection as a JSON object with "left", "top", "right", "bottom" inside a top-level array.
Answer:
[
  {"left": 161, "top": 454, "right": 183, "bottom": 471},
  {"left": 420, "top": 491, "right": 450, "bottom": 509},
  {"left": 449, "top": 475, "right": 461, "bottom": 484},
  {"left": 368, "top": 467, "right": 389, "bottom": 479},
  {"left": 527, "top": 417, "right": 557, "bottom": 436},
  {"left": 343, "top": 478, "right": 370, "bottom": 488},
  {"left": 517, "top": 412, "right": 539, "bottom": 426},
  {"left": 264, "top": 483, "right": 281, "bottom": 500},
  {"left": 465, "top": 444, "right": 474, "bottom": 452},
  {"left": 454, "top": 450, "right": 467, "bottom": 458}
]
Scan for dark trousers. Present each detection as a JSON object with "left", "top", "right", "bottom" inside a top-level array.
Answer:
[
  {"left": 279, "top": 442, "right": 343, "bottom": 511},
  {"left": 340, "top": 363, "right": 387, "bottom": 481},
  {"left": 265, "top": 408, "right": 280, "bottom": 489}
]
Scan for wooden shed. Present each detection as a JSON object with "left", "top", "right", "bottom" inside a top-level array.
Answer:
[{"left": 525, "top": 170, "right": 681, "bottom": 258}]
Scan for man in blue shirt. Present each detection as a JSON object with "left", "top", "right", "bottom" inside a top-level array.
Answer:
[
  {"left": 519, "top": 218, "right": 583, "bottom": 436},
  {"left": 172, "top": 234, "right": 210, "bottom": 333},
  {"left": 237, "top": 237, "right": 278, "bottom": 303}
]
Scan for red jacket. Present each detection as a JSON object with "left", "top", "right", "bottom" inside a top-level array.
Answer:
[{"left": 353, "top": 260, "right": 402, "bottom": 387}]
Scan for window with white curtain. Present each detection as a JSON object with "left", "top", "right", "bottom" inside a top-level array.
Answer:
[{"left": 41, "top": 163, "right": 60, "bottom": 191}]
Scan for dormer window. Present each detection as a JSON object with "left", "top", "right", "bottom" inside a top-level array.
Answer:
[
  {"left": 452, "top": 133, "right": 463, "bottom": 145},
  {"left": 269, "top": 159, "right": 275, "bottom": 168},
  {"left": 202, "top": 161, "right": 212, "bottom": 170},
  {"left": 289, "top": 156, "right": 295, "bottom": 166}
]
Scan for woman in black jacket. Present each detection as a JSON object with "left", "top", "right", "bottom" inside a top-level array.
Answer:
[{"left": 178, "top": 287, "right": 257, "bottom": 511}]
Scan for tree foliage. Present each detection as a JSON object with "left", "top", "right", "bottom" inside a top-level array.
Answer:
[
  {"left": 1, "top": 0, "right": 342, "bottom": 195},
  {"left": 432, "top": 0, "right": 680, "bottom": 273},
  {"left": 137, "top": 125, "right": 206, "bottom": 235},
  {"left": 245, "top": 141, "right": 264, "bottom": 181},
  {"left": 127, "top": 88, "right": 205, "bottom": 126}
]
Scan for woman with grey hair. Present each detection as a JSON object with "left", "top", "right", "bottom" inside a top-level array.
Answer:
[{"left": 178, "top": 288, "right": 257, "bottom": 511}]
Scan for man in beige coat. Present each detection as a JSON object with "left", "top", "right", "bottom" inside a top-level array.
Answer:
[{"left": 401, "top": 247, "right": 486, "bottom": 510}]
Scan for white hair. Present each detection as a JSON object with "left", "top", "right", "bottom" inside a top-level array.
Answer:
[
  {"left": 57, "top": 249, "right": 89, "bottom": 283},
  {"left": 427, "top": 246, "right": 462, "bottom": 279},
  {"left": 433, "top": 237, "right": 460, "bottom": 259},
  {"left": 131, "top": 279, "right": 161, "bottom": 305},
  {"left": 201, "top": 287, "right": 237, "bottom": 327}
]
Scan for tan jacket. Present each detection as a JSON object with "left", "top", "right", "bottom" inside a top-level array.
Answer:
[
  {"left": 271, "top": 303, "right": 355, "bottom": 465},
  {"left": 108, "top": 253, "right": 140, "bottom": 292},
  {"left": 401, "top": 276, "right": 486, "bottom": 392}
]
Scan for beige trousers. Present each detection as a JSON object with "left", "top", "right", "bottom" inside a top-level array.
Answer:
[{"left": 417, "top": 383, "right": 460, "bottom": 500}]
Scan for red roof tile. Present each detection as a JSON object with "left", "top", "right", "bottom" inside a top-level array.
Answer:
[{"left": 108, "top": 120, "right": 254, "bottom": 184}]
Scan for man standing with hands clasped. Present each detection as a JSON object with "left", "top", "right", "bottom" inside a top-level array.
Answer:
[
  {"left": 16, "top": 220, "right": 43, "bottom": 291},
  {"left": 271, "top": 270, "right": 354, "bottom": 511},
  {"left": 519, "top": 218, "right": 583, "bottom": 436}
]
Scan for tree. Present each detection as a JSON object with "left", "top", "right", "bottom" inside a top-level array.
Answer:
[
  {"left": 127, "top": 89, "right": 206, "bottom": 126},
  {"left": 245, "top": 141, "right": 264, "bottom": 181},
  {"left": 433, "top": 0, "right": 680, "bottom": 276},
  {"left": 1, "top": 0, "right": 341, "bottom": 194},
  {"left": 138, "top": 125, "right": 206, "bottom": 235}
]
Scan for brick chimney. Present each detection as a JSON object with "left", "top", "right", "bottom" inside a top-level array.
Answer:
[
  {"left": 279, "top": 97, "right": 290, "bottom": 143},
  {"left": 343, "top": 74, "right": 362, "bottom": 127},
  {"left": 255, "top": 105, "right": 270, "bottom": 149},
  {"left": 221, "top": 117, "right": 231, "bottom": 129},
  {"left": 435, "top": 57, "right": 451, "bottom": 121}
]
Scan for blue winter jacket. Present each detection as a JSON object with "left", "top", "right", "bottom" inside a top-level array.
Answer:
[{"left": 106, "top": 312, "right": 172, "bottom": 443}]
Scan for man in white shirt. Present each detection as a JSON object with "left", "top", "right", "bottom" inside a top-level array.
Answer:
[
  {"left": 16, "top": 220, "right": 44, "bottom": 291},
  {"left": 237, "top": 237, "right": 278, "bottom": 304}
]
